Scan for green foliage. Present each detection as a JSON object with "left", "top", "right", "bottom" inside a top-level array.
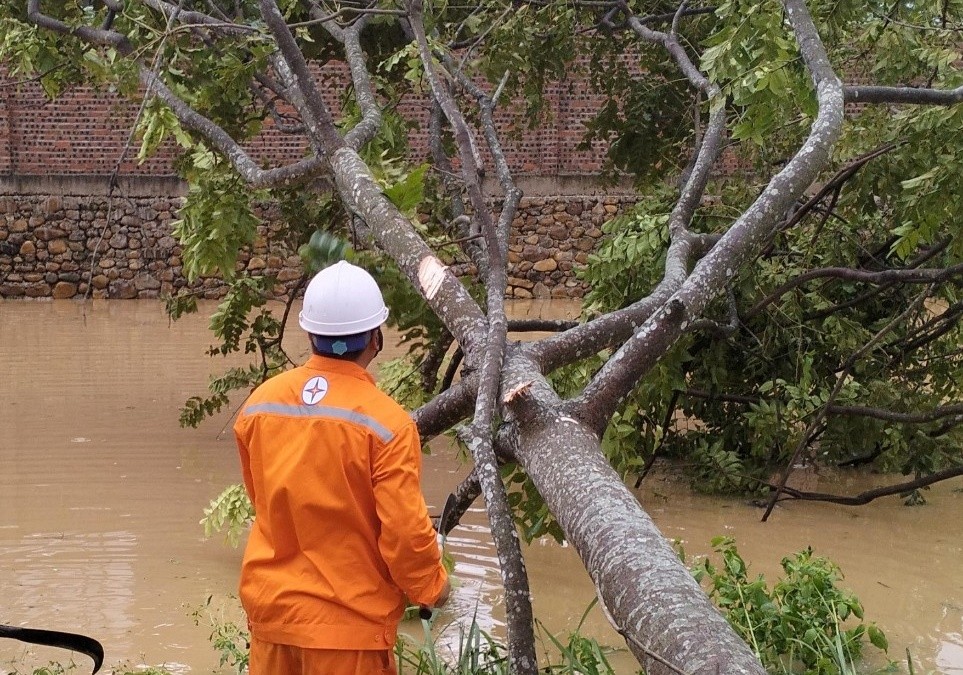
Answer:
[
  {"left": 191, "top": 596, "right": 250, "bottom": 674},
  {"left": 539, "top": 630, "right": 620, "bottom": 675},
  {"left": 536, "top": 600, "right": 638, "bottom": 675},
  {"left": 578, "top": 162, "right": 961, "bottom": 493},
  {"left": 171, "top": 152, "right": 264, "bottom": 283},
  {"left": 378, "top": 354, "right": 434, "bottom": 412},
  {"left": 693, "top": 537, "right": 888, "bottom": 674},
  {"left": 157, "top": 66, "right": 448, "bottom": 428},
  {"left": 397, "top": 616, "right": 509, "bottom": 675},
  {"left": 381, "top": 41, "right": 424, "bottom": 90},
  {"left": 11, "top": 0, "right": 960, "bottom": 521},
  {"left": 0, "top": 5, "right": 100, "bottom": 98},
  {"left": 581, "top": 26, "right": 710, "bottom": 182},
  {"left": 581, "top": 191, "right": 674, "bottom": 313},
  {"left": 396, "top": 610, "right": 636, "bottom": 675},
  {"left": 177, "top": 276, "right": 288, "bottom": 427},
  {"left": 200, "top": 483, "right": 254, "bottom": 548},
  {"left": 11, "top": 665, "right": 74, "bottom": 675},
  {"left": 207, "top": 276, "right": 277, "bottom": 356},
  {"left": 701, "top": 0, "right": 814, "bottom": 150},
  {"left": 299, "top": 230, "right": 352, "bottom": 277},
  {"left": 136, "top": 98, "right": 194, "bottom": 162}
]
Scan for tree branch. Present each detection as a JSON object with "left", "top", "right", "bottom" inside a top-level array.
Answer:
[
  {"left": 329, "top": 147, "right": 489, "bottom": 352},
  {"left": 571, "top": 0, "right": 845, "bottom": 436},
  {"left": 623, "top": 0, "right": 728, "bottom": 239},
  {"left": 146, "top": 69, "right": 328, "bottom": 187},
  {"left": 684, "top": 387, "right": 963, "bottom": 429},
  {"left": 687, "top": 286, "right": 739, "bottom": 336},
  {"left": 140, "top": 0, "right": 255, "bottom": 36},
  {"left": 508, "top": 319, "right": 580, "bottom": 332},
  {"left": 27, "top": 0, "right": 333, "bottom": 188},
  {"left": 317, "top": 9, "right": 382, "bottom": 149},
  {"left": 258, "top": 0, "right": 343, "bottom": 152},
  {"left": 889, "top": 300, "right": 963, "bottom": 357},
  {"left": 530, "top": 229, "right": 708, "bottom": 373},
  {"left": 747, "top": 262, "right": 963, "bottom": 318},
  {"left": 803, "top": 235, "right": 951, "bottom": 322},
  {"left": 759, "top": 143, "right": 899, "bottom": 260},
  {"left": 407, "top": 3, "right": 537, "bottom": 670},
  {"left": 407, "top": 0, "right": 494, "bottom": 282},
  {"left": 27, "top": 0, "right": 130, "bottom": 48},
  {"left": 771, "top": 465, "right": 963, "bottom": 505},
  {"left": 412, "top": 372, "right": 477, "bottom": 441},
  {"left": 428, "top": 102, "right": 488, "bottom": 271},
  {"left": 826, "top": 402, "right": 963, "bottom": 424},
  {"left": 419, "top": 330, "right": 454, "bottom": 393},
  {"left": 844, "top": 84, "right": 963, "bottom": 105}
]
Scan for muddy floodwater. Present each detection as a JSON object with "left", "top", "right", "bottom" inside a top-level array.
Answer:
[{"left": 1, "top": 300, "right": 961, "bottom": 674}]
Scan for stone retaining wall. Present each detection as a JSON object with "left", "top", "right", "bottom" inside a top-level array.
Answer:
[
  {"left": 0, "top": 187, "right": 636, "bottom": 301},
  {"left": 506, "top": 195, "right": 632, "bottom": 298}
]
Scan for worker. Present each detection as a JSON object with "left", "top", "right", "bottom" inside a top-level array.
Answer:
[{"left": 234, "top": 260, "right": 450, "bottom": 675}]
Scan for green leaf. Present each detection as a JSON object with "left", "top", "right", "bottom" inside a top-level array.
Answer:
[
  {"left": 868, "top": 624, "right": 888, "bottom": 652},
  {"left": 383, "top": 163, "right": 429, "bottom": 215}
]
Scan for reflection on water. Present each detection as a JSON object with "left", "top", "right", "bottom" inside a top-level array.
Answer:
[
  {"left": 1, "top": 299, "right": 961, "bottom": 674},
  {"left": 3, "top": 531, "right": 138, "bottom": 641}
]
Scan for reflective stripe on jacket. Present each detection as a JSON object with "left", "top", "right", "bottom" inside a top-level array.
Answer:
[{"left": 234, "top": 354, "right": 447, "bottom": 650}]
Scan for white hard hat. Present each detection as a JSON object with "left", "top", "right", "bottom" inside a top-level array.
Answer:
[{"left": 298, "top": 260, "right": 389, "bottom": 336}]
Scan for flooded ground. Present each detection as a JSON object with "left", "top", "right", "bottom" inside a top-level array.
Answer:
[{"left": 0, "top": 299, "right": 960, "bottom": 674}]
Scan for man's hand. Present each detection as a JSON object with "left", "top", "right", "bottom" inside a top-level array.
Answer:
[
  {"left": 418, "top": 578, "right": 452, "bottom": 619},
  {"left": 433, "top": 578, "right": 452, "bottom": 608}
]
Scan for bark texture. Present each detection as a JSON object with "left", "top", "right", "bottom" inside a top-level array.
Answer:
[{"left": 508, "top": 380, "right": 767, "bottom": 675}]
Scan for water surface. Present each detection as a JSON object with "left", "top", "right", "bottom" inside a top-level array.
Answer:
[{"left": 0, "top": 300, "right": 960, "bottom": 673}]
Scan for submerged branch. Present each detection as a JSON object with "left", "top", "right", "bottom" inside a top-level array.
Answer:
[{"left": 771, "top": 465, "right": 963, "bottom": 505}]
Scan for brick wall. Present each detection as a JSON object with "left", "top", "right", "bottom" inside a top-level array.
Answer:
[
  {"left": 0, "top": 61, "right": 620, "bottom": 179},
  {"left": 0, "top": 62, "right": 644, "bottom": 300}
]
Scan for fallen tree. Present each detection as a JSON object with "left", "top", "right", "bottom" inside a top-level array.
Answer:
[{"left": 3, "top": 0, "right": 961, "bottom": 672}]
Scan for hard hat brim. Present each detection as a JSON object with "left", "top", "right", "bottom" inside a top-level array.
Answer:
[{"left": 298, "top": 306, "right": 389, "bottom": 336}]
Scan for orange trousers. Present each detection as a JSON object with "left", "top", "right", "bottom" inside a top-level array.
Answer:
[{"left": 249, "top": 636, "right": 396, "bottom": 675}]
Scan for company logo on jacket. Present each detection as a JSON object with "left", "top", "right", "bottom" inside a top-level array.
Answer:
[{"left": 302, "top": 376, "right": 329, "bottom": 405}]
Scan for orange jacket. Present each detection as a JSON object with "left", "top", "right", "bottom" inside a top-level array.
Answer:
[{"left": 234, "top": 354, "right": 447, "bottom": 651}]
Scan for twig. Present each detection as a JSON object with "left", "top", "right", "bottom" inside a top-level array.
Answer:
[
  {"left": 634, "top": 389, "right": 681, "bottom": 488},
  {"left": 0, "top": 62, "right": 68, "bottom": 88}
]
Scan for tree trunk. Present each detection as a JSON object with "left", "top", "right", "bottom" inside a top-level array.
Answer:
[{"left": 509, "top": 379, "right": 767, "bottom": 675}]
